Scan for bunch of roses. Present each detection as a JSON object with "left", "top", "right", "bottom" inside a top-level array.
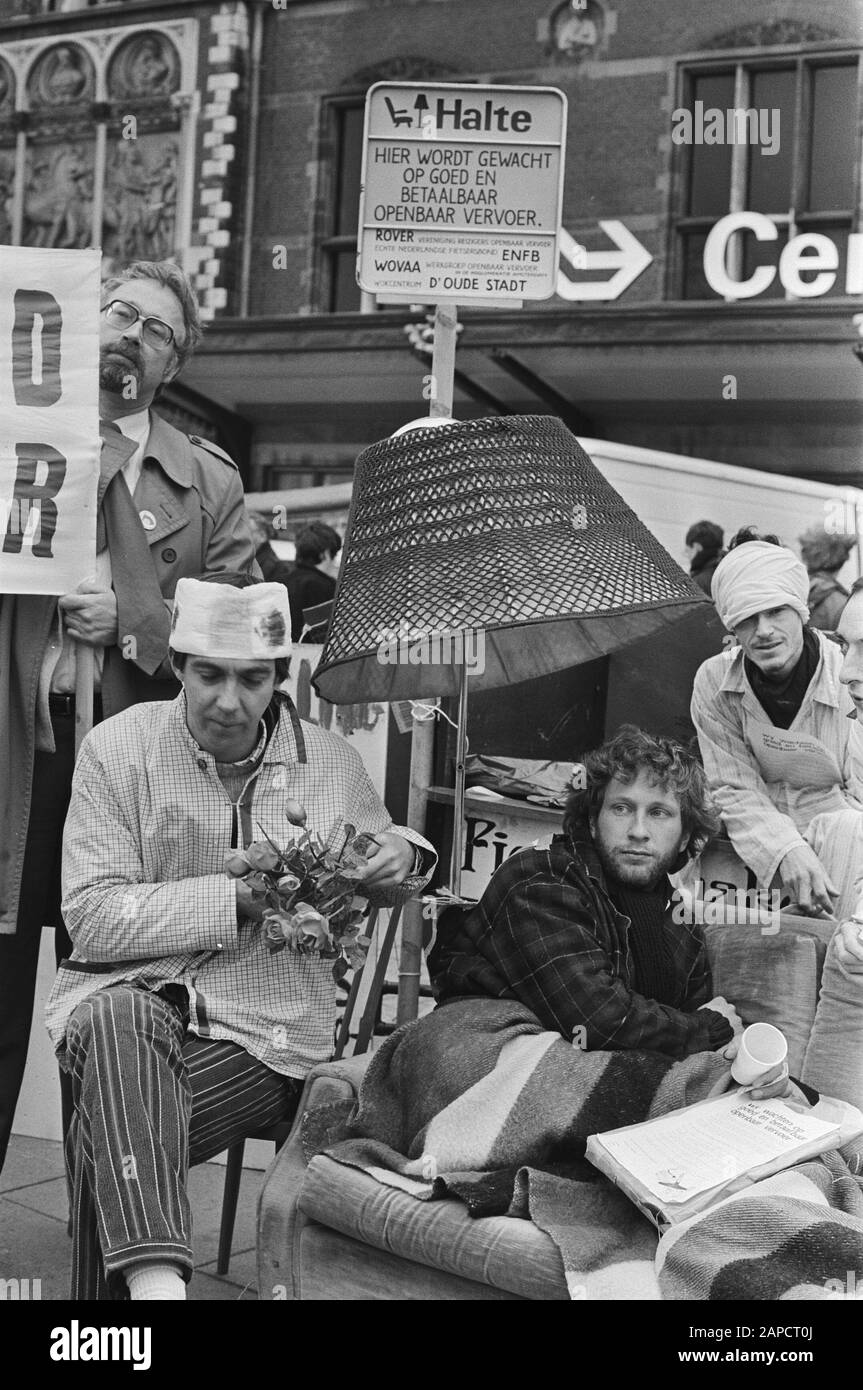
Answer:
[{"left": 224, "top": 799, "right": 375, "bottom": 982}]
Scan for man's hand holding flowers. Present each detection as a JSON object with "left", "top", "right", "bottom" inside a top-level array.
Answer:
[
  {"left": 224, "top": 801, "right": 417, "bottom": 979},
  {"left": 352, "top": 831, "right": 416, "bottom": 891}
]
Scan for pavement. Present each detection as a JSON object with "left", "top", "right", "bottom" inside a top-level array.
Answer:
[{"left": 0, "top": 1132, "right": 262, "bottom": 1301}]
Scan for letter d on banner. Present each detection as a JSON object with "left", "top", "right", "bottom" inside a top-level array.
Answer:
[{"left": 12, "top": 289, "right": 62, "bottom": 406}]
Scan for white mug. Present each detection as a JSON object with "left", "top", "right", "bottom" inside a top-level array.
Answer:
[{"left": 731, "top": 1022, "right": 788, "bottom": 1086}]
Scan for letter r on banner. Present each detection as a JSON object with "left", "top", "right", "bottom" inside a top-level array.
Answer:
[{"left": 2, "top": 444, "right": 67, "bottom": 558}]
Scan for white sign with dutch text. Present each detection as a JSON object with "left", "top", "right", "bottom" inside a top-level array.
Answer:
[{"left": 358, "top": 81, "right": 567, "bottom": 304}]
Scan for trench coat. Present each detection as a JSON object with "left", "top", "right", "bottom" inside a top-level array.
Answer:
[{"left": 0, "top": 411, "right": 259, "bottom": 934}]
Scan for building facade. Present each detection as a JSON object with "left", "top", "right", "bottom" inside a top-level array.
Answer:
[{"left": 1, "top": 0, "right": 861, "bottom": 492}]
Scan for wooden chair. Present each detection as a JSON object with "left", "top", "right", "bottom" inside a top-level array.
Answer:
[{"left": 215, "top": 904, "right": 404, "bottom": 1274}]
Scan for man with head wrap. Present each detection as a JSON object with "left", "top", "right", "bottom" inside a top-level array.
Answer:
[{"left": 691, "top": 529, "right": 863, "bottom": 972}]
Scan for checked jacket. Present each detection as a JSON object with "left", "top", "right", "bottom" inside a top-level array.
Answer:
[
  {"left": 45, "top": 692, "right": 434, "bottom": 1078},
  {"left": 429, "top": 824, "right": 729, "bottom": 1059}
]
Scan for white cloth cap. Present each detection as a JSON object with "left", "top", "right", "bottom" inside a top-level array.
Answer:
[
  {"left": 711, "top": 541, "right": 810, "bottom": 631},
  {"left": 171, "top": 579, "right": 292, "bottom": 659}
]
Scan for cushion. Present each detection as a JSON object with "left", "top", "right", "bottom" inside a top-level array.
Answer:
[
  {"left": 704, "top": 924, "right": 827, "bottom": 1075},
  {"left": 298, "top": 1154, "right": 570, "bottom": 1300},
  {"left": 294, "top": 1223, "right": 527, "bottom": 1300}
]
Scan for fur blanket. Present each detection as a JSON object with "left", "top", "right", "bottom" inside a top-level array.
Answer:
[{"left": 320, "top": 998, "right": 863, "bottom": 1300}]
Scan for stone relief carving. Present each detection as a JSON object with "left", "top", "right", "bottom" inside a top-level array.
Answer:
[
  {"left": 0, "top": 150, "right": 14, "bottom": 245},
  {"left": 0, "top": 20, "right": 193, "bottom": 251},
  {"left": 22, "top": 142, "right": 94, "bottom": 247},
  {"left": 103, "top": 135, "right": 178, "bottom": 264},
  {"left": 108, "top": 31, "right": 180, "bottom": 101},
  {"left": 0, "top": 59, "right": 15, "bottom": 118},
  {"left": 27, "top": 44, "right": 95, "bottom": 107},
  {"left": 548, "top": 0, "right": 606, "bottom": 61}
]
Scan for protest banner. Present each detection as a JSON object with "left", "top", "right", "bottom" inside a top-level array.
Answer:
[{"left": 0, "top": 246, "right": 100, "bottom": 596}]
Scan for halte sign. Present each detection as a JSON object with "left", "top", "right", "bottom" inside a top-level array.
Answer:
[
  {"left": 0, "top": 246, "right": 100, "bottom": 595},
  {"left": 357, "top": 81, "right": 567, "bottom": 304}
]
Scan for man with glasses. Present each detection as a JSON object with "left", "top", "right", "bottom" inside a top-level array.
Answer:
[{"left": 0, "top": 259, "right": 259, "bottom": 1172}]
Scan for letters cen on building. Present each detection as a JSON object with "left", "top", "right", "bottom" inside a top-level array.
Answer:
[{"left": 357, "top": 82, "right": 567, "bottom": 305}]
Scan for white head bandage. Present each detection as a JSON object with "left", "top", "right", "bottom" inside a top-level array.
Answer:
[
  {"left": 171, "top": 579, "right": 292, "bottom": 659},
  {"left": 711, "top": 541, "right": 810, "bottom": 632}
]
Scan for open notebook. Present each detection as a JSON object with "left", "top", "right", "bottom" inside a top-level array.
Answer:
[{"left": 586, "top": 1088, "right": 862, "bottom": 1231}]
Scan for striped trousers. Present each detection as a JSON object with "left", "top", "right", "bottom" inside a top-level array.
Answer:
[{"left": 64, "top": 984, "right": 302, "bottom": 1300}]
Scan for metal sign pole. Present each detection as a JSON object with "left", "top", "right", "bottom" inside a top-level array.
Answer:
[
  {"left": 396, "top": 301, "right": 459, "bottom": 1022},
  {"left": 429, "top": 302, "right": 457, "bottom": 416},
  {"left": 397, "top": 714, "right": 435, "bottom": 1025}
]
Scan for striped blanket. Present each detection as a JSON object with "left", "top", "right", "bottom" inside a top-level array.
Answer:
[{"left": 321, "top": 998, "right": 863, "bottom": 1300}]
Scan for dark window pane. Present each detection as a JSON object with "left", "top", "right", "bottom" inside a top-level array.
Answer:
[
  {"left": 740, "top": 223, "right": 788, "bottom": 298},
  {"left": 331, "top": 249, "right": 361, "bottom": 312},
  {"left": 680, "top": 229, "right": 712, "bottom": 298},
  {"left": 747, "top": 68, "right": 795, "bottom": 213},
  {"left": 808, "top": 64, "right": 857, "bottom": 211},
  {"left": 687, "top": 72, "right": 735, "bottom": 217},
  {"left": 335, "top": 105, "right": 365, "bottom": 237}
]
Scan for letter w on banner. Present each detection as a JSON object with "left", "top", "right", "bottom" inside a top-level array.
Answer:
[{"left": 0, "top": 246, "right": 100, "bottom": 594}]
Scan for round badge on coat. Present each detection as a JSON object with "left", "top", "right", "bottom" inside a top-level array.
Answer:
[{"left": 139, "top": 510, "right": 157, "bottom": 531}]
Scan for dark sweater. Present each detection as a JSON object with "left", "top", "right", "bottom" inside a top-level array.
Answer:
[
  {"left": 286, "top": 562, "right": 336, "bottom": 643},
  {"left": 690, "top": 550, "right": 724, "bottom": 596},
  {"left": 605, "top": 876, "right": 679, "bottom": 1007},
  {"left": 745, "top": 626, "right": 819, "bottom": 731}
]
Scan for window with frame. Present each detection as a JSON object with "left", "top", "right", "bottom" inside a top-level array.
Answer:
[
  {"left": 673, "top": 53, "right": 861, "bottom": 300},
  {"left": 319, "top": 97, "right": 365, "bottom": 313}
]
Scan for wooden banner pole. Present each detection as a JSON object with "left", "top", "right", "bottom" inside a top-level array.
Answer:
[
  {"left": 74, "top": 643, "right": 95, "bottom": 756},
  {"left": 449, "top": 661, "right": 469, "bottom": 897}
]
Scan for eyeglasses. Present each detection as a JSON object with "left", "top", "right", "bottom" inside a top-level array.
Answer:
[{"left": 102, "top": 299, "right": 177, "bottom": 350}]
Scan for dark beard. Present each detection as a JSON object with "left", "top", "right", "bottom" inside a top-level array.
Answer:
[
  {"left": 100, "top": 354, "right": 141, "bottom": 396},
  {"left": 591, "top": 831, "right": 683, "bottom": 890}
]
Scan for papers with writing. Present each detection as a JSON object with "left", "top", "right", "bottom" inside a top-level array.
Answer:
[{"left": 591, "top": 1091, "right": 841, "bottom": 1205}]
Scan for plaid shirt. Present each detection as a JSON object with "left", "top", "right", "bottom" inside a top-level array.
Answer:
[
  {"left": 691, "top": 632, "right": 863, "bottom": 887},
  {"left": 45, "top": 693, "right": 434, "bottom": 1078},
  {"left": 429, "top": 827, "right": 730, "bottom": 1059}
]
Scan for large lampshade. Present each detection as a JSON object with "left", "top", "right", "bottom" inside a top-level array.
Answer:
[{"left": 314, "top": 415, "right": 710, "bottom": 703}]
